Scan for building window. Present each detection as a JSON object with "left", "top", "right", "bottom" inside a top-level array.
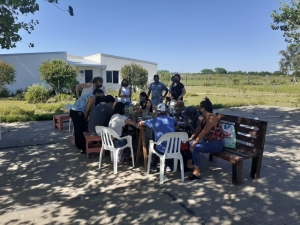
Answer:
[{"left": 106, "top": 71, "right": 119, "bottom": 83}]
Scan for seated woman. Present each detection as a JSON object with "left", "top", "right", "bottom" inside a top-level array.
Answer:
[
  {"left": 108, "top": 102, "right": 137, "bottom": 163},
  {"left": 70, "top": 88, "right": 104, "bottom": 154},
  {"left": 139, "top": 91, "right": 148, "bottom": 109},
  {"left": 186, "top": 97, "right": 225, "bottom": 180}
]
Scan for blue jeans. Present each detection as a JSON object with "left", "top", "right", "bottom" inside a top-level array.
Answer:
[
  {"left": 188, "top": 139, "right": 224, "bottom": 167},
  {"left": 113, "top": 138, "right": 131, "bottom": 158}
]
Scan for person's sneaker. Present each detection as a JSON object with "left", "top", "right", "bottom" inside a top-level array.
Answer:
[
  {"left": 124, "top": 157, "right": 132, "bottom": 163},
  {"left": 166, "top": 166, "right": 172, "bottom": 172},
  {"left": 150, "top": 167, "right": 157, "bottom": 173}
]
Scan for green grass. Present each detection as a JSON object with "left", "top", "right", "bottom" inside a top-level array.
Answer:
[
  {"left": 0, "top": 101, "right": 73, "bottom": 122},
  {"left": 1, "top": 78, "right": 300, "bottom": 123}
]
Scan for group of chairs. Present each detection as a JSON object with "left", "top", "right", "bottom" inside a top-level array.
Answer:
[{"left": 66, "top": 104, "right": 189, "bottom": 184}]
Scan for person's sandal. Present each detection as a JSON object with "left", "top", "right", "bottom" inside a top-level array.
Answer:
[{"left": 186, "top": 174, "right": 201, "bottom": 180}]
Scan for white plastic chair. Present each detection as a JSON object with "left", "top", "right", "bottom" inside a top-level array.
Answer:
[
  {"left": 147, "top": 132, "right": 188, "bottom": 184},
  {"left": 65, "top": 104, "right": 73, "bottom": 133},
  {"left": 95, "top": 126, "right": 135, "bottom": 174}
]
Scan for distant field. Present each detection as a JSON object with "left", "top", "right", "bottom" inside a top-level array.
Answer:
[{"left": 1, "top": 74, "right": 299, "bottom": 122}]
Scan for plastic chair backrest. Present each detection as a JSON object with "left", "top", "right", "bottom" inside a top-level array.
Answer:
[
  {"left": 65, "top": 104, "right": 72, "bottom": 111},
  {"left": 155, "top": 132, "right": 188, "bottom": 155},
  {"left": 95, "top": 126, "right": 120, "bottom": 150}
]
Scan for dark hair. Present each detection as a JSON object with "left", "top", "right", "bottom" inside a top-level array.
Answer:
[
  {"left": 121, "top": 78, "right": 129, "bottom": 85},
  {"left": 139, "top": 91, "right": 148, "bottom": 99},
  {"left": 92, "top": 77, "right": 103, "bottom": 83},
  {"left": 153, "top": 74, "right": 159, "bottom": 79},
  {"left": 174, "top": 73, "right": 181, "bottom": 81},
  {"left": 113, "top": 102, "right": 125, "bottom": 115},
  {"left": 104, "top": 95, "right": 115, "bottom": 103},
  {"left": 93, "top": 88, "right": 104, "bottom": 95},
  {"left": 169, "top": 90, "right": 178, "bottom": 99},
  {"left": 146, "top": 99, "right": 153, "bottom": 112},
  {"left": 200, "top": 97, "right": 213, "bottom": 113}
]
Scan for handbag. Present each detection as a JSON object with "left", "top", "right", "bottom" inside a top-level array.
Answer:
[{"left": 222, "top": 123, "right": 236, "bottom": 149}]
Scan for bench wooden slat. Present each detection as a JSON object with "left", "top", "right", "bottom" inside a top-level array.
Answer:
[
  {"left": 223, "top": 148, "right": 256, "bottom": 158},
  {"left": 212, "top": 150, "right": 244, "bottom": 164}
]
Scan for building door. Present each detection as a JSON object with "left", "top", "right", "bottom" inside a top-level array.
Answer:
[{"left": 85, "top": 70, "right": 93, "bottom": 83}]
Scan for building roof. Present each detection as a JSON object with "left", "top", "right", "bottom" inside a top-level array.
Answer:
[
  {"left": 100, "top": 53, "right": 158, "bottom": 65},
  {"left": 67, "top": 58, "right": 106, "bottom": 69}
]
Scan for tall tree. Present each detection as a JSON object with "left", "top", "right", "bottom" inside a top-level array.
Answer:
[
  {"left": 271, "top": 1, "right": 300, "bottom": 47},
  {"left": 278, "top": 45, "right": 300, "bottom": 75},
  {"left": 201, "top": 69, "right": 214, "bottom": 74},
  {"left": 120, "top": 63, "right": 148, "bottom": 92},
  {"left": 39, "top": 59, "right": 78, "bottom": 94},
  {"left": 0, "top": 60, "right": 16, "bottom": 92},
  {"left": 215, "top": 67, "right": 227, "bottom": 74},
  {"left": 0, "top": 0, "right": 74, "bottom": 49}
]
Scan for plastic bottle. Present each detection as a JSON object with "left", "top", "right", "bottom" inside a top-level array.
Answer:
[{"left": 129, "top": 103, "right": 134, "bottom": 115}]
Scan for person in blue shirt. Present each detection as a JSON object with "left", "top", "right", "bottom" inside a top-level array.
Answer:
[{"left": 138, "top": 103, "right": 176, "bottom": 172}]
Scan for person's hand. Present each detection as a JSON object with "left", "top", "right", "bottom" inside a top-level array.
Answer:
[
  {"left": 188, "top": 137, "right": 194, "bottom": 142},
  {"left": 189, "top": 141, "right": 197, "bottom": 152}
]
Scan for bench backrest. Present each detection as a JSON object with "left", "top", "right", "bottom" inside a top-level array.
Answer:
[{"left": 216, "top": 113, "right": 268, "bottom": 157}]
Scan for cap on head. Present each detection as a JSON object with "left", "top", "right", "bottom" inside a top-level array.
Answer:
[
  {"left": 157, "top": 103, "right": 166, "bottom": 113},
  {"left": 174, "top": 100, "right": 184, "bottom": 110}
]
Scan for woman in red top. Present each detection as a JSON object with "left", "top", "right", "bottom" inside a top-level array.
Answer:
[{"left": 186, "top": 97, "right": 224, "bottom": 180}]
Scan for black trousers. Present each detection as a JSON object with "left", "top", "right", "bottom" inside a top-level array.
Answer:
[{"left": 69, "top": 109, "right": 86, "bottom": 151}]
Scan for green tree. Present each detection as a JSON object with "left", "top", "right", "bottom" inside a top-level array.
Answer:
[
  {"left": 215, "top": 67, "right": 227, "bottom": 74},
  {"left": 0, "top": 60, "right": 16, "bottom": 92},
  {"left": 39, "top": 59, "right": 78, "bottom": 95},
  {"left": 120, "top": 63, "right": 148, "bottom": 92},
  {"left": 279, "top": 45, "right": 300, "bottom": 75},
  {"left": 157, "top": 70, "right": 171, "bottom": 82},
  {"left": 0, "top": 0, "right": 74, "bottom": 49},
  {"left": 271, "top": 1, "right": 300, "bottom": 46},
  {"left": 201, "top": 69, "right": 214, "bottom": 74}
]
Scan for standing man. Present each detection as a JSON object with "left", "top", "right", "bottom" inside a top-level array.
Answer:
[
  {"left": 169, "top": 74, "right": 186, "bottom": 101},
  {"left": 147, "top": 74, "right": 168, "bottom": 107},
  {"left": 76, "top": 77, "right": 106, "bottom": 99}
]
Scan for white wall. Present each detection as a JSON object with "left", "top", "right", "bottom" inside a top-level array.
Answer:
[
  {"left": 76, "top": 66, "right": 102, "bottom": 84},
  {"left": 100, "top": 54, "right": 157, "bottom": 91},
  {"left": 0, "top": 52, "right": 67, "bottom": 93}
]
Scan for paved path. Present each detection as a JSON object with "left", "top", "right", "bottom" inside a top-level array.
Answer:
[{"left": 0, "top": 106, "right": 299, "bottom": 224}]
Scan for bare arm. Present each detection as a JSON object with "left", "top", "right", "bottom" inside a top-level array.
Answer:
[
  {"left": 191, "top": 115, "right": 217, "bottom": 146},
  {"left": 138, "top": 121, "right": 145, "bottom": 127},
  {"left": 178, "top": 87, "right": 186, "bottom": 100},
  {"left": 147, "top": 90, "right": 151, "bottom": 99},
  {"left": 76, "top": 83, "right": 92, "bottom": 98},
  {"left": 125, "top": 118, "right": 137, "bottom": 127},
  {"left": 84, "top": 96, "right": 95, "bottom": 120},
  {"left": 163, "top": 88, "right": 169, "bottom": 98}
]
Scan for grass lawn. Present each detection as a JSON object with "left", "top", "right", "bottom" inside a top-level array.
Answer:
[{"left": 1, "top": 82, "right": 299, "bottom": 123}]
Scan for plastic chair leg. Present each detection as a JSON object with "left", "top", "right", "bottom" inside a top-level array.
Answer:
[
  {"left": 99, "top": 147, "right": 104, "bottom": 169},
  {"left": 130, "top": 146, "right": 135, "bottom": 168},
  {"left": 173, "top": 158, "right": 178, "bottom": 172},
  {"left": 113, "top": 150, "right": 118, "bottom": 174},
  {"left": 180, "top": 157, "right": 184, "bottom": 182},
  {"left": 147, "top": 150, "right": 153, "bottom": 175},
  {"left": 159, "top": 158, "right": 165, "bottom": 184}
]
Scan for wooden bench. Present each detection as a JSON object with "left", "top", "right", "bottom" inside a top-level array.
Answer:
[
  {"left": 209, "top": 113, "right": 268, "bottom": 185},
  {"left": 83, "top": 132, "right": 102, "bottom": 158},
  {"left": 53, "top": 114, "right": 70, "bottom": 130}
]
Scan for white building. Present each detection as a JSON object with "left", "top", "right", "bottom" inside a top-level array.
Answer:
[{"left": 0, "top": 51, "right": 158, "bottom": 93}]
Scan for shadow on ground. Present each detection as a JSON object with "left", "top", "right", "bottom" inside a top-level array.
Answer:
[{"left": 0, "top": 106, "right": 299, "bottom": 224}]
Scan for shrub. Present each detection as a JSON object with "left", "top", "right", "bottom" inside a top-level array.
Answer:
[
  {"left": 54, "top": 94, "right": 74, "bottom": 102},
  {"left": 233, "top": 79, "right": 240, "bottom": 85},
  {"left": 0, "top": 87, "right": 11, "bottom": 97},
  {"left": 25, "top": 84, "right": 50, "bottom": 103}
]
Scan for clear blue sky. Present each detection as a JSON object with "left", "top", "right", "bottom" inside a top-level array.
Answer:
[{"left": 0, "top": 0, "right": 287, "bottom": 73}]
